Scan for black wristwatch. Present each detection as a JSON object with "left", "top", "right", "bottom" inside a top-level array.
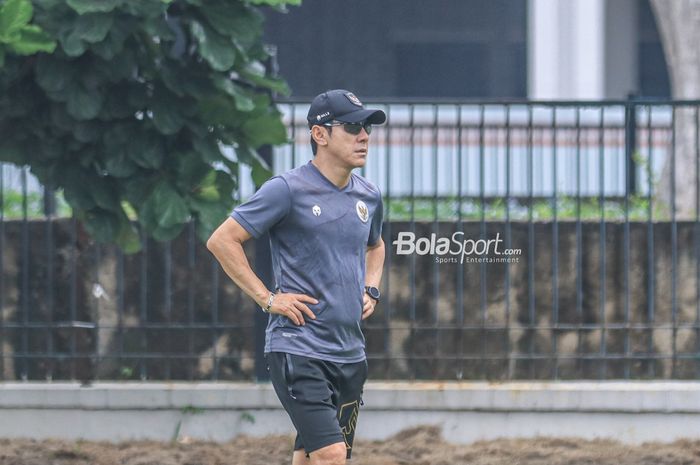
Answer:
[{"left": 365, "top": 286, "right": 380, "bottom": 302}]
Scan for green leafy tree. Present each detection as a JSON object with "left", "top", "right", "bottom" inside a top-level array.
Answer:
[
  {"left": 0, "top": 0, "right": 55, "bottom": 66},
  {"left": 0, "top": 0, "right": 297, "bottom": 251}
]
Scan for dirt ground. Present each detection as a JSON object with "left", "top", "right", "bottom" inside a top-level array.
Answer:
[{"left": 2, "top": 426, "right": 700, "bottom": 465}]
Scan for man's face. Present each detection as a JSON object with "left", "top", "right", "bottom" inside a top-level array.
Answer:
[{"left": 322, "top": 122, "right": 371, "bottom": 169}]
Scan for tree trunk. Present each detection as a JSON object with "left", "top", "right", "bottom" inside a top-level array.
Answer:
[{"left": 650, "top": 0, "right": 700, "bottom": 218}]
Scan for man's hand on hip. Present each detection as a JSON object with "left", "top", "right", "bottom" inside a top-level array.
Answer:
[
  {"left": 269, "top": 293, "right": 318, "bottom": 326},
  {"left": 362, "top": 293, "right": 376, "bottom": 320}
]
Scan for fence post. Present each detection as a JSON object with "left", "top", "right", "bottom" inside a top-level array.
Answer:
[
  {"left": 625, "top": 94, "right": 638, "bottom": 196},
  {"left": 43, "top": 183, "right": 56, "bottom": 217}
]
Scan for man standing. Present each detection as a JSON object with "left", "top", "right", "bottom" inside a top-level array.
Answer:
[{"left": 207, "top": 89, "right": 386, "bottom": 465}]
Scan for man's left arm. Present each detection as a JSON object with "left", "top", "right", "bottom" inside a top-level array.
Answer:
[{"left": 362, "top": 237, "right": 385, "bottom": 320}]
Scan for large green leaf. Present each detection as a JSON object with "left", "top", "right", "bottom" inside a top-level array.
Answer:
[
  {"left": 240, "top": 62, "right": 290, "bottom": 95},
  {"left": 213, "top": 75, "right": 254, "bottom": 111},
  {"left": 190, "top": 20, "right": 235, "bottom": 71},
  {"left": 143, "top": 180, "right": 190, "bottom": 229},
  {"left": 241, "top": 110, "right": 288, "bottom": 148},
  {"left": 66, "top": 84, "right": 103, "bottom": 120},
  {"left": 73, "top": 13, "right": 113, "bottom": 43},
  {"left": 90, "top": 18, "right": 130, "bottom": 59},
  {"left": 58, "top": 27, "right": 87, "bottom": 56},
  {"left": 66, "top": 0, "right": 123, "bottom": 14},
  {"left": 202, "top": 2, "right": 262, "bottom": 48},
  {"left": 0, "top": 0, "right": 32, "bottom": 40},
  {"left": 7, "top": 25, "right": 56, "bottom": 54}
]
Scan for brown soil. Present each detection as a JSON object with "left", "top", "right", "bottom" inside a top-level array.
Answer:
[{"left": 1, "top": 426, "right": 700, "bottom": 465}]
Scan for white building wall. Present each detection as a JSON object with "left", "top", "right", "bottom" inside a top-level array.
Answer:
[{"left": 529, "top": 0, "right": 638, "bottom": 99}]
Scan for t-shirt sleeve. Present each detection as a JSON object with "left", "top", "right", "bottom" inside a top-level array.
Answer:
[
  {"left": 231, "top": 176, "right": 291, "bottom": 238},
  {"left": 367, "top": 193, "right": 384, "bottom": 246}
]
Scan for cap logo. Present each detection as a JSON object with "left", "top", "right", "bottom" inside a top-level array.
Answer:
[
  {"left": 345, "top": 92, "right": 362, "bottom": 107},
  {"left": 312, "top": 205, "right": 321, "bottom": 217},
  {"left": 316, "top": 112, "right": 330, "bottom": 121},
  {"left": 356, "top": 200, "right": 369, "bottom": 223}
]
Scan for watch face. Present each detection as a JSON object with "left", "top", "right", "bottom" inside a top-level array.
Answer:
[{"left": 367, "top": 287, "right": 380, "bottom": 300}]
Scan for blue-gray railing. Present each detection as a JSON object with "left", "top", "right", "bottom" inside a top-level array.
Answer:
[{"left": 1, "top": 98, "right": 699, "bottom": 381}]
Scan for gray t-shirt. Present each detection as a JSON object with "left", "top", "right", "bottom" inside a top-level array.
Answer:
[{"left": 231, "top": 161, "right": 383, "bottom": 363}]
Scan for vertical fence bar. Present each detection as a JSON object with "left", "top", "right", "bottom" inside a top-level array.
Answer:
[
  {"left": 695, "top": 106, "right": 700, "bottom": 378},
  {"left": 479, "top": 104, "right": 487, "bottom": 378},
  {"left": 69, "top": 217, "right": 78, "bottom": 380},
  {"left": 187, "top": 222, "right": 196, "bottom": 380},
  {"left": 0, "top": 165, "right": 4, "bottom": 379},
  {"left": 117, "top": 246, "right": 125, "bottom": 378},
  {"left": 626, "top": 95, "right": 638, "bottom": 196},
  {"left": 456, "top": 104, "right": 464, "bottom": 379},
  {"left": 670, "top": 105, "right": 678, "bottom": 377},
  {"left": 552, "top": 107, "right": 560, "bottom": 379},
  {"left": 527, "top": 105, "right": 535, "bottom": 379},
  {"left": 164, "top": 240, "right": 172, "bottom": 380},
  {"left": 623, "top": 101, "right": 633, "bottom": 379},
  {"left": 432, "top": 104, "right": 440, "bottom": 376},
  {"left": 646, "top": 106, "right": 656, "bottom": 378},
  {"left": 20, "top": 168, "right": 29, "bottom": 379},
  {"left": 211, "top": 255, "right": 220, "bottom": 381},
  {"left": 93, "top": 244, "right": 101, "bottom": 382},
  {"left": 408, "top": 104, "right": 416, "bottom": 378},
  {"left": 45, "top": 185, "right": 54, "bottom": 380},
  {"left": 383, "top": 105, "right": 392, "bottom": 377},
  {"left": 575, "top": 108, "right": 583, "bottom": 378},
  {"left": 598, "top": 107, "right": 607, "bottom": 379},
  {"left": 504, "top": 104, "right": 512, "bottom": 379},
  {"left": 139, "top": 228, "right": 148, "bottom": 380}
]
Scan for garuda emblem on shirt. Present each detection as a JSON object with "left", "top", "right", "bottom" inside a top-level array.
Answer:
[{"left": 356, "top": 200, "right": 369, "bottom": 223}]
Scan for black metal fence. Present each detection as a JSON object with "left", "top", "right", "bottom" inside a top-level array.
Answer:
[{"left": 1, "top": 98, "right": 699, "bottom": 381}]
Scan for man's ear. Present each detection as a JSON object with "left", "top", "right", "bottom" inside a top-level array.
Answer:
[{"left": 311, "top": 125, "right": 329, "bottom": 148}]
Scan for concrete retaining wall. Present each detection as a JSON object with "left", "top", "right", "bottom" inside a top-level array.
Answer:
[{"left": 1, "top": 381, "right": 699, "bottom": 444}]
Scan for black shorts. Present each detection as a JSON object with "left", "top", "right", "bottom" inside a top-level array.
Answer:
[{"left": 266, "top": 352, "right": 368, "bottom": 459}]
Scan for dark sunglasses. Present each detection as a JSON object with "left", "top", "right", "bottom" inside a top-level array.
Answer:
[{"left": 322, "top": 120, "right": 373, "bottom": 135}]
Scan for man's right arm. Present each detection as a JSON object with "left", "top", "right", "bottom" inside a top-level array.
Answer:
[{"left": 206, "top": 217, "right": 317, "bottom": 326}]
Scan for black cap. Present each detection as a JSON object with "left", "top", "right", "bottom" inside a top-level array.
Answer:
[{"left": 307, "top": 89, "right": 386, "bottom": 126}]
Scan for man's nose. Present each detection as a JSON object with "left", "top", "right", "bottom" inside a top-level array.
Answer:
[{"left": 357, "top": 128, "right": 369, "bottom": 140}]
